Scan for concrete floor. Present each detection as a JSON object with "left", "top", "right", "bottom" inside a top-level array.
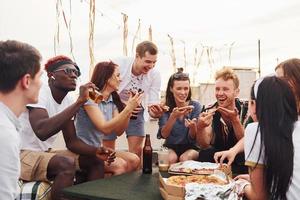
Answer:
[{"left": 52, "top": 119, "right": 165, "bottom": 151}]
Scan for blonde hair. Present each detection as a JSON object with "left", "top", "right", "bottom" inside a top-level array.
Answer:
[{"left": 215, "top": 67, "right": 239, "bottom": 89}]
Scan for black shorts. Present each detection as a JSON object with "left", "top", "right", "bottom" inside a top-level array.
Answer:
[{"left": 164, "top": 144, "right": 199, "bottom": 157}]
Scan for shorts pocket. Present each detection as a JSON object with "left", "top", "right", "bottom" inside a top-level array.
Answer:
[{"left": 20, "top": 151, "right": 43, "bottom": 181}]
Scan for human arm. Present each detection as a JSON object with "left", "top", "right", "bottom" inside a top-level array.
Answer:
[
  {"left": 160, "top": 107, "right": 190, "bottom": 139},
  {"left": 185, "top": 102, "right": 201, "bottom": 139},
  {"left": 214, "top": 137, "right": 244, "bottom": 165},
  {"left": 111, "top": 108, "right": 129, "bottom": 136},
  {"left": 147, "top": 70, "right": 162, "bottom": 118},
  {"left": 217, "top": 106, "right": 244, "bottom": 140},
  {"left": 62, "top": 119, "right": 99, "bottom": 155},
  {"left": 238, "top": 123, "right": 266, "bottom": 199},
  {"left": 84, "top": 92, "right": 143, "bottom": 135},
  {"left": 196, "top": 111, "right": 214, "bottom": 148},
  {"left": 185, "top": 118, "right": 197, "bottom": 139},
  {"left": 148, "top": 104, "right": 164, "bottom": 118},
  {"left": 62, "top": 119, "right": 115, "bottom": 163},
  {"left": 244, "top": 167, "right": 267, "bottom": 200},
  {"left": 28, "top": 83, "right": 93, "bottom": 141}
]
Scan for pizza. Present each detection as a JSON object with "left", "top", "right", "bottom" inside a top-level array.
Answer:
[
  {"left": 166, "top": 175, "right": 187, "bottom": 186},
  {"left": 169, "top": 167, "right": 215, "bottom": 175},
  {"left": 187, "top": 175, "right": 227, "bottom": 185},
  {"left": 168, "top": 161, "right": 222, "bottom": 175},
  {"left": 166, "top": 174, "right": 228, "bottom": 187},
  {"left": 162, "top": 105, "right": 170, "bottom": 112}
]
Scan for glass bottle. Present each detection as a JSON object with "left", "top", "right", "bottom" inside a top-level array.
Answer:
[
  {"left": 89, "top": 88, "right": 103, "bottom": 104},
  {"left": 142, "top": 134, "right": 153, "bottom": 174}
]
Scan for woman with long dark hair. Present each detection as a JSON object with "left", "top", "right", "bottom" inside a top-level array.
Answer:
[
  {"left": 276, "top": 58, "right": 300, "bottom": 113},
  {"left": 236, "top": 76, "right": 299, "bottom": 199},
  {"left": 157, "top": 72, "right": 201, "bottom": 164},
  {"left": 75, "top": 61, "right": 142, "bottom": 175}
]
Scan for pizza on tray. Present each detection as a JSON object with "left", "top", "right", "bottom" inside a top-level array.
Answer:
[
  {"left": 166, "top": 174, "right": 228, "bottom": 187},
  {"left": 168, "top": 160, "right": 223, "bottom": 175}
]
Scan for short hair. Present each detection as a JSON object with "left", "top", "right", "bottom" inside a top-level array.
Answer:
[
  {"left": 0, "top": 40, "right": 41, "bottom": 93},
  {"left": 44, "top": 55, "right": 80, "bottom": 73},
  {"left": 215, "top": 67, "right": 239, "bottom": 89},
  {"left": 136, "top": 41, "right": 158, "bottom": 57}
]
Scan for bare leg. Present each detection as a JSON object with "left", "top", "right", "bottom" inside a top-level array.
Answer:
[
  {"left": 179, "top": 149, "right": 199, "bottom": 162},
  {"left": 47, "top": 155, "right": 76, "bottom": 200},
  {"left": 104, "top": 157, "right": 127, "bottom": 175},
  {"left": 78, "top": 155, "right": 104, "bottom": 180},
  {"left": 127, "top": 136, "right": 144, "bottom": 158},
  {"left": 168, "top": 149, "right": 179, "bottom": 164},
  {"left": 116, "top": 151, "right": 140, "bottom": 171}
]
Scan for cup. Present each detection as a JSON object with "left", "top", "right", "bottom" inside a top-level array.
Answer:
[
  {"left": 89, "top": 88, "right": 103, "bottom": 104},
  {"left": 158, "top": 148, "right": 169, "bottom": 171}
]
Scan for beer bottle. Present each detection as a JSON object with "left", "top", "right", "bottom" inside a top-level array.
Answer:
[{"left": 142, "top": 134, "right": 153, "bottom": 174}]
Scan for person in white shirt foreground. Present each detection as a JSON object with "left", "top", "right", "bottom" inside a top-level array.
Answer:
[{"left": 0, "top": 40, "right": 42, "bottom": 200}]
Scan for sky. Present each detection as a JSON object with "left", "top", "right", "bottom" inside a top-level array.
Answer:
[{"left": 1, "top": 0, "right": 300, "bottom": 88}]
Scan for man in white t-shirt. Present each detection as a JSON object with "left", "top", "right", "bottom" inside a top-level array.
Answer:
[
  {"left": 110, "top": 41, "right": 162, "bottom": 158},
  {"left": 19, "top": 55, "right": 115, "bottom": 200},
  {"left": 0, "top": 40, "right": 42, "bottom": 200}
]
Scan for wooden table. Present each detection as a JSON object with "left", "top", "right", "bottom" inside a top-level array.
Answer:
[{"left": 63, "top": 170, "right": 164, "bottom": 200}]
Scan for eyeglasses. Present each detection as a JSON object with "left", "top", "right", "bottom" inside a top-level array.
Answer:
[
  {"left": 172, "top": 72, "right": 189, "bottom": 79},
  {"left": 54, "top": 68, "right": 81, "bottom": 77}
]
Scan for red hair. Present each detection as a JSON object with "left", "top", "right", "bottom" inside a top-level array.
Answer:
[{"left": 44, "top": 55, "right": 72, "bottom": 72}]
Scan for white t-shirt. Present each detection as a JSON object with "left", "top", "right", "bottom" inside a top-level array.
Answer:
[
  {"left": 112, "top": 57, "right": 161, "bottom": 107},
  {"left": 0, "top": 102, "right": 21, "bottom": 199},
  {"left": 244, "top": 118, "right": 300, "bottom": 199},
  {"left": 19, "top": 83, "right": 74, "bottom": 151}
]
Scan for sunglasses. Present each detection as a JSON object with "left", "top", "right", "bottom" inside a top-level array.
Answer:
[
  {"left": 172, "top": 72, "right": 189, "bottom": 79},
  {"left": 54, "top": 68, "right": 81, "bottom": 77}
]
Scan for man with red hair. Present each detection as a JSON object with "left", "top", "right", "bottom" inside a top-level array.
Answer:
[{"left": 19, "top": 55, "right": 115, "bottom": 200}]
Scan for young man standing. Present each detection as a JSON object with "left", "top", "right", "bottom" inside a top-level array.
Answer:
[
  {"left": 0, "top": 40, "right": 42, "bottom": 199},
  {"left": 111, "top": 41, "right": 161, "bottom": 158},
  {"left": 196, "top": 67, "right": 247, "bottom": 173},
  {"left": 19, "top": 55, "right": 114, "bottom": 200}
]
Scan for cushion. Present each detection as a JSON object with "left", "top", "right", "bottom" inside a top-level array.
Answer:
[{"left": 17, "top": 180, "right": 51, "bottom": 200}]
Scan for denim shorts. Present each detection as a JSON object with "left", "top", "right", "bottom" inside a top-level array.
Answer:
[
  {"left": 102, "top": 108, "right": 145, "bottom": 140},
  {"left": 102, "top": 132, "right": 117, "bottom": 141},
  {"left": 126, "top": 108, "right": 145, "bottom": 137}
]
